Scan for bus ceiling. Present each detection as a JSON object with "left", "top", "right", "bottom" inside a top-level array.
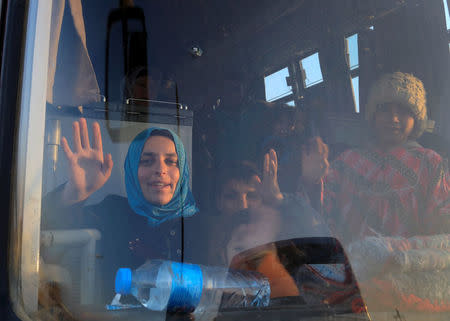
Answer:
[{"left": 51, "top": 0, "right": 450, "bottom": 124}]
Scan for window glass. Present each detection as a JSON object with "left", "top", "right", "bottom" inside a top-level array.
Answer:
[
  {"left": 264, "top": 67, "right": 292, "bottom": 102},
  {"left": 286, "top": 100, "right": 296, "bottom": 107},
  {"left": 346, "top": 33, "right": 359, "bottom": 70},
  {"left": 444, "top": 0, "right": 450, "bottom": 30},
  {"left": 351, "top": 76, "right": 360, "bottom": 113},
  {"left": 299, "top": 52, "right": 323, "bottom": 88},
  {"left": 9, "top": 1, "right": 450, "bottom": 321}
]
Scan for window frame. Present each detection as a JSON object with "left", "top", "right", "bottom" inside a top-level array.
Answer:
[
  {"left": 10, "top": 0, "right": 52, "bottom": 316},
  {"left": 0, "top": 0, "right": 28, "bottom": 319},
  {"left": 262, "top": 49, "right": 325, "bottom": 110}
]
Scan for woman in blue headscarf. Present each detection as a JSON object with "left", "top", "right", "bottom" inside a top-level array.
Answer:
[
  {"left": 59, "top": 118, "right": 197, "bottom": 220},
  {"left": 124, "top": 127, "right": 198, "bottom": 225},
  {"left": 44, "top": 118, "right": 199, "bottom": 304}
]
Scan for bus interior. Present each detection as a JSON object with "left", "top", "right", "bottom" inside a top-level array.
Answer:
[{"left": 7, "top": 0, "right": 450, "bottom": 320}]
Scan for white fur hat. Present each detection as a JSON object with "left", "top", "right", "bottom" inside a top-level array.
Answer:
[{"left": 366, "top": 72, "right": 428, "bottom": 138}]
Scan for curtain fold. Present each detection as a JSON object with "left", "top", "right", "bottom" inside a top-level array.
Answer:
[{"left": 47, "top": 0, "right": 100, "bottom": 106}]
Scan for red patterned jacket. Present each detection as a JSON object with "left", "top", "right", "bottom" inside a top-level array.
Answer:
[{"left": 323, "top": 141, "right": 450, "bottom": 244}]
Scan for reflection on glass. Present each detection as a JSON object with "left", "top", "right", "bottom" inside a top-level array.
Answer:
[
  {"left": 299, "top": 52, "right": 323, "bottom": 88},
  {"left": 324, "top": 72, "right": 450, "bottom": 314},
  {"left": 346, "top": 33, "right": 359, "bottom": 70},
  {"left": 40, "top": 117, "right": 198, "bottom": 296},
  {"left": 10, "top": 0, "right": 450, "bottom": 320},
  {"left": 264, "top": 67, "right": 292, "bottom": 102}
]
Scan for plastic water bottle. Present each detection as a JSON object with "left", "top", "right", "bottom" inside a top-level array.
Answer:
[{"left": 113, "top": 260, "right": 270, "bottom": 313}]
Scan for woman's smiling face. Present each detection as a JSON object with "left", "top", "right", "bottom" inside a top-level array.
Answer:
[{"left": 138, "top": 135, "right": 180, "bottom": 205}]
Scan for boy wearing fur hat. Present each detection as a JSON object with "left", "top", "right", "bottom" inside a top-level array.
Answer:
[
  {"left": 322, "top": 72, "right": 450, "bottom": 312},
  {"left": 324, "top": 72, "right": 449, "bottom": 243}
]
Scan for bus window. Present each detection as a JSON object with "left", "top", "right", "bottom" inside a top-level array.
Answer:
[
  {"left": 444, "top": 0, "right": 450, "bottom": 31},
  {"left": 351, "top": 75, "right": 360, "bottom": 113},
  {"left": 299, "top": 52, "right": 323, "bottom": 88},
  {"left": 4, "top": 1, "right": 450, "bottom": 321},
  {"left": 346, "top": 33, "right": 359, "bottom": 71},
  {"left": 264, "top": 67, "right": 292, "bottom": 102},
  {"left": 345, "top": 33, "right": 360, "bottom": 113}
]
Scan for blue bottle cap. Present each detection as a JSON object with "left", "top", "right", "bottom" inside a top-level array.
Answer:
[{"left": 115, "top": 268, "right": 132, "bottom": 294}]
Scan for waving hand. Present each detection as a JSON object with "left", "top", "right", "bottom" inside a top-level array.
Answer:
[
  {"left": 61, "top": 118, "right": 113, "bottom": 204},
  {"left": 257, "top": 149, "right": 283, "bottom": 205}
]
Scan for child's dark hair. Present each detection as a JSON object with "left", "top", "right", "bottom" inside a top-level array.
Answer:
[{"left": 215, "top": 160, "right": 260, "bottom": 195}]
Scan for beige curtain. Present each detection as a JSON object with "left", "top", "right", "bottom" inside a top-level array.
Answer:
[{"left": 47, "top": 0, "right": 100, "bottom": 105}]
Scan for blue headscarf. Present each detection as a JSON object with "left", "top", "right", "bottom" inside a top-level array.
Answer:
[{"left": 124, "top": 127, "right": 198, "bottom": 226}]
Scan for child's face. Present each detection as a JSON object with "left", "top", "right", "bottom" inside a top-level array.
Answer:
[
  {"left": 301, "top": 137, "right": 329, "bottom": 184},
  {"left": 373, "top": 103, "right": 415, "bottom": 148},
  {"left": 217, "top": 177, "right": 262, "bottom": 217}
]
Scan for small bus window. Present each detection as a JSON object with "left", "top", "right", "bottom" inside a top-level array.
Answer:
[
  {"left": 444, "top": 0, "right": 450, "bottom": 30},
  {"left": 299, "top": 52, "right": 323, "bottom": 88},
  {"left": 351, "top": 75, "right": 360, "bottom": 113},
  {"left": 264, "top": 67, "right": 292, "bottom": 102},
  {"left": 345, "top": 32, "right": 360, "bottom": 113},
  {"left": 346, "top": 33, "right": 359, "bottom": 70}
]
